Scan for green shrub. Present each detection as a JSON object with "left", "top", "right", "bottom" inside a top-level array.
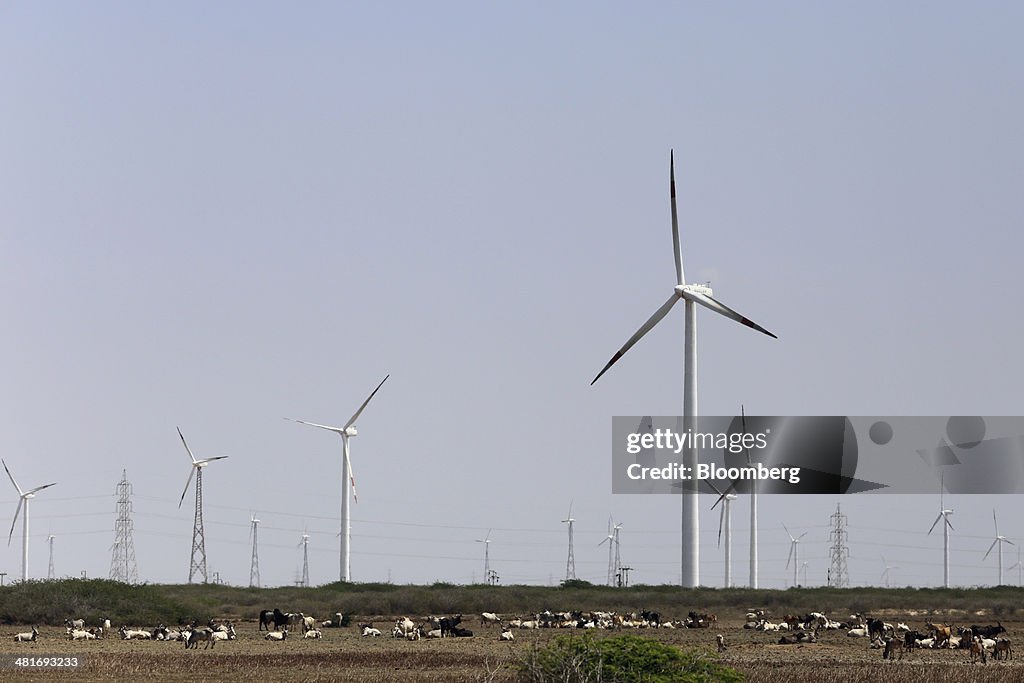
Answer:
[{"left": 516, "top": 633, "right": 742, "bottom": 683}]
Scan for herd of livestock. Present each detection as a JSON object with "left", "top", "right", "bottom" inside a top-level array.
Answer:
[{"left": 5, "top": 607, "right": 1017, "bottom": 663}]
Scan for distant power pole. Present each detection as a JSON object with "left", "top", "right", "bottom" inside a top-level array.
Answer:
[
  {"left": 110, "top": 470, "right": 139, "bottom": 583},
  {"left": 562, "top": 502, "right": 576, "bottom": 581},
  {"left": 299, "top": 533, "right": 310, "bottom": 588},
  {"left": 827, "top": 503, "right": 850, "bottom": 588},
  {"left": 249, "top": 515, "right": 261, "bottom": 589}
]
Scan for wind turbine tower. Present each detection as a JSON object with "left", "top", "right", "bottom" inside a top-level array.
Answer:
[
  {"left": 47, "top": 535, "right": 55, "bottom": 580},
  {"left": 249, "top": 514, "right": 261, "bottom": 588},
  {"left": 927, "top": 475, "right": 954, "bottom": 588},
  {"left": 476, "top": 530, "right": 492, "bottom": 583},
  {"left": 3, "top": 459, "right": 57, "bottom": 582},
  {"left": 177, "top": 428, "right": 229, "bottom": 584},
  {"left": 984, "top": 509, "right": 1014, "bottom": 586},
  {"left": 784, "top": 524, "right": 808, "bottom": 588},
  {"left": 562, "top": 502, "right": 576, "bottom": 581},
  {"left": 287, "top": 374, "right": 389, "bottom": 583},
  {"left": 591, "top": 153, "right": 777, "bottom": 587},
  {"left": 110, "top": 469, "right": 139, "bottom": 584},
  {"left": 299, "top": 532, "right": 310, "bottom": 587}
]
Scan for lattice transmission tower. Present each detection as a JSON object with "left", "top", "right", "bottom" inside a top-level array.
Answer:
[
  {"left": 110, "top": 470, "right": 139, "bottom": 583},
  {"left": 827, "top": 503, "right": 850, "bottom": 588},
  {"left": 188, "top": 468, "right": 208, "bottom": 583},
  {"left": 562, "top": 502, "right": 576, "bottom": 581}
]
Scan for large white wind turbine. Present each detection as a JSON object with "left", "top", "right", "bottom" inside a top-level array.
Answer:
[
  {"left": 287, "top": 374, "right": 389, "bottom": 583},
  {"left": 783, "top": 524, "right": 807, "bottom": 588},
  {"left": 591, "top": 153, "right": 776, "bottom": 587},
  {"left": 3, "top": 460, "right": 56, "bottom": 582},
  {"left": 927, "top": 475, "right": 954, "bottom": 588},
  {"left": 984, "top": 509, "right": 1014, "bottom": 586}
]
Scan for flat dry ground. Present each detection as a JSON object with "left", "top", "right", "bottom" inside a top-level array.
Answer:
[{"left": 1, "top": 611, "right": 1023, "bottom": 682}]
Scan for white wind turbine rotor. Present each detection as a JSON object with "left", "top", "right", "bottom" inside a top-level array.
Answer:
[
  {"left": 927, "top": 471, "right": 954, "bottom": 588},
  {"left": 783, "top": 524, "right": 808, "bottom": 588},
  {"left": 3, "top": 459, "right": 57, "bottom": 582},
  {"left": 286, "top": 374, "right": 389, "bottom": 583},
  {"left": 591, "top": 152, "right": 776, "bottom": 587},
  {"left": 984, "top": 509, "right": 1014, "bottom": 586}
]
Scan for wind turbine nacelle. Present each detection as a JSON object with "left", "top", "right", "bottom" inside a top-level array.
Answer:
[
  {"left": 676, "top": 283, "right": 713, "bottom": 298},
  {"left": 344, "top": 426, "right": 358, "bottom": 437}
]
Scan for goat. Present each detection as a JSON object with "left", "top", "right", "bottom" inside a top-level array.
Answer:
[
  {"left": 716, "top": 634, "right": 725, "bottom": 652},
  {"left": 304, "top": 628, "right": 322, "bottom": 639},
  {"left": 185, "top": 629, "right": 216, "bottom": 650},
  {"left": 395, "top": 617, "right": 416, "bottom": 637},
  {"left": 439, "top": 614, "right": 463, "bottom": 637},
  {"left": 883, "top": 637, "right": 904, "bottom": 660},
  {"left": 259, "top": 608, "right": 289, "bottom": 631},
  {"left": 481, "top": 612, "right": 501, "bottom": 626},
  {"left": 361, "top": 626, "right": 382, "bottom": 637},
  {"left": 264, "top": 627, "right": 288, "bottom": 641},
  {"left": 499, "top": 628, "right": 514, "bottom": 641},
  {"left": 993, "top": 638, "right": 1012, "bottom": 661},
  {"left": 405, "top": 628, "right": 420, "bottom": 641},
  {"left": 971, "top": 636, "right": 988, "bottom": 663},
  {"left": 68, "top": 628, "right": 95, "bottom": 641},
  {"left": 425, "top": 628, "right": 442, "bottom": 638},
  {"left": 211, "top": 624, "right": 236, "bottom": 642},
  {"left": 14, "top": 626, "right": 38, "bottom": 642},
  {"left": 301, "top": 615, "right": 316, "bottom": 633},
  {"left": 65, "top": 618, "right": 85, "bottom": 630},
  {"left": 119, "top": 626, "right": 152, "bottom": 640}
]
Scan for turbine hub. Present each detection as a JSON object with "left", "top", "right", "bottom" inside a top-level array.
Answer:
[{"left": 345, "top": 426, "right": 358, "bottom": 437}]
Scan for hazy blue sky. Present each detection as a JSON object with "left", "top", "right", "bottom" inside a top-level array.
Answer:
[{"left": 2, "top": 3, "right": 1023, "bottom": 590}]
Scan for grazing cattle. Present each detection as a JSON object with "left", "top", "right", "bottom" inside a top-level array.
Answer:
[
  {"left": 971, "top": 637, "right": 988, "bottom": 663},
  {"left": 14, "top": 627, "right": 38, "bottom": 642},
  {"left": 264, "top": 628, "right": 288, "bottom": 641},
  {"left": 993, "top": 638, "right": 1012, "bottom": 661},
  {"left": 499, "top": 629, "right": 514, "bottom": 641},
  {"left": 716, "top": 634, "right": 725, "bottom": 653},
  {"left": 260, "top": 609, "right": 289, "bottom": 632},
  {"left": 883, "top": 637, "right": 904, "bottom": 660}
]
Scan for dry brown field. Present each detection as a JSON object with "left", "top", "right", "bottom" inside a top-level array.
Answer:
[{"left": 1, "top": 611, "right": 1023, "bottom": 682}]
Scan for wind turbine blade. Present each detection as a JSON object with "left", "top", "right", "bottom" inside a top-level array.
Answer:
[
  {"left": 945, "top": 516, "right": 954, "bottom": 531},
  {"left": 985, "top": 539, "right": 999, "bottom": 560},
  {"left": 928, "top": 513, "right": 943, "bottom": 534},
  {"left": 285, "top": 418, "right": 344, "bottom": 434},
  {"left": 684, "top": 290, "right": 777, "bottom": 339},
  {"left": 741, "top": 405, "right": 753, "bottom": 465},
  {"left": 2, "top": 459, "right": 24, "bottom": 496},
  {"left": 710, "top": 481, "right": 738, "bottom": 510},
  {"left": 591, "top": 294, "right": 680, "bottom": 385},
  {"left": 485, "top": 529, "right": 492, "bottom": 542},
  {"left": 598, "top": 537, "right": 609, "bottom": 547},
  {"left": 25, "top": 482, "right": 57, "bottom": 495},
  {"left": 1006, "top": 539, "right": 1016, "bottom": 546},
  {"left": 178, "top": 466, "right": 197, "bottom": 509},
  {"left": 670, "top": 150, "right": 684, "bottom": 286},
  {"left": 717, "top": 504, "right": 724, "bottom": 548},
  {"left": 798, "top": 532, "right": 808, "bottom": 541},
  {"left": 177, "top": 427, "right": 198, "bottom": 463},
  {"left": 786, "top": 543, "right": 795, "bottom": 569},
  {"left": 343, "top": 437, "right": 358, "bottom": 504},
  {"left": 993, "top": 509, "right": 999, "bottom": 536},
  {"left": 344, "top": 374, "right": 390, "bottom": 429},
  {"left": 197, "top": 456, "right": 229, "bottom": 464},
  {"left": 7, "top": 498, "right": 23, "bottom": 545},
  {"left": 782, "top": 523, "right": 793, "bottom": 541}
]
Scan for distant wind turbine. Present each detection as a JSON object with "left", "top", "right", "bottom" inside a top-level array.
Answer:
[
  {"left": 880, "top": 555, "right": 899, "bottom": 588},
  {"left": 177, "top": 427, "right": 228, "bottom": 584},
  {"left": 1008, "top": 548, "right": 1023, "bottom": 587},
  {"left": 287, "top": 374, "right": 389, "bottom": 583},
  {"left": 476, "top": 529, "right": 492, "bottom": 583},
  {"left": 3, "top": 459, "right": 57, "bottom": 582},
  {"left": 591, "top": 153, "right": 776, "bottom": 587},
  {"left": 784, "top": 524, "right": 807, "bottom": 588},
  {"left": 984, "top": 509, "right": 1014, "bottom": 586},
  {"left": 927, "top": 472, "right": 954, "bottom": 588},
  {"left": 706, "top": 480, "right": 737, "bottom": 588}
]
